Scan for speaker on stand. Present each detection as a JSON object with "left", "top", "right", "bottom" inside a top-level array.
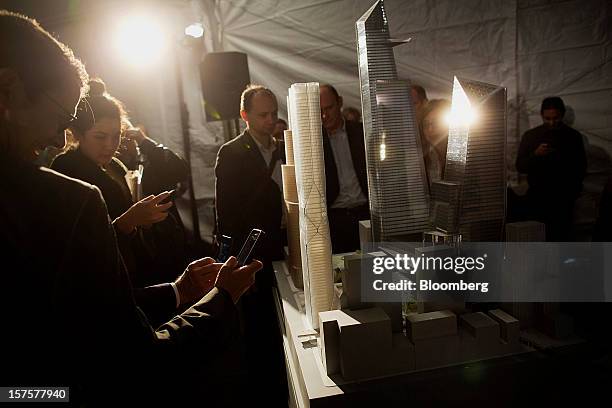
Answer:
[{"left": 200, "top": 52, "right": 250, "bottom": 142}]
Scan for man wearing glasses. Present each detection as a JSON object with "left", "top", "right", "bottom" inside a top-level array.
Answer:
[{"left": 0, "top": 10, "right": 261, "bottom": 404}]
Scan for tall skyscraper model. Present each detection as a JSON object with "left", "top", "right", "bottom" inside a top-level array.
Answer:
[
  {"left": 444, "top": 76, "right": 507, "bottom": 241},
  {"left": 288, "top": 82, "right": 333, "bottom": 330},
  {"left": 357, "top": 0, "right": 430, "bottom": 241}
]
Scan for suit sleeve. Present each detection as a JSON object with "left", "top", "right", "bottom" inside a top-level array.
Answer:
[
  {"left": 139, "top": 137, "right": 189, "bottom": 192},
  {"left": 214, "top": 145, "right": 243, "bottom": 238},
  {"left": 58, "top": 185, "right": 239, "bottom": 385},
  {"left": 516, "top": 131, "right": 537, "bottom": 174}
]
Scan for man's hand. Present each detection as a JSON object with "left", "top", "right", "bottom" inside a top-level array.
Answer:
[
  {"left": 534, "top": 143, "right": 553, "bottom": 157},
  {"left": 215, "top": 256, "right": 262, "bottom": 304},
  {"left": 174, "top": 257, "right": 222, "bottom": 306}
]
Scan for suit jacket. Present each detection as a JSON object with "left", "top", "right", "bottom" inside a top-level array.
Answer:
[
  {"left": 51, "top": 148, "right": 176, "bottom": 326},
  {"left": 215, "top": 130, "right": 285, "bottom": 263},
  {"left": 0, "top": 151, "right": 239, "bottom": 403},
  {"left": 323, "top": 120, "right": 369, "bottom": 207}
]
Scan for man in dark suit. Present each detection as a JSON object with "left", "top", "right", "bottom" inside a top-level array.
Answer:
[
  {"left": 215, "top": 84, "right": 285, "bottom": 268},
  {"left": 320, "top": 84, "right": 369, "bottom": 253},
  {"left": 0, "top": 11, "right": 261, "bottom": 405},
  {"left": 214, "top": 84, "right": 287, "bottom": 406}
]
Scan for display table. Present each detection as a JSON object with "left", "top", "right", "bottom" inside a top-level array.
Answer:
[{"left": 272, "top": 260, "right": 610, "bottom": 407}]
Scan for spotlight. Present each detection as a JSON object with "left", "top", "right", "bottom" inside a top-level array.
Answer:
[
  {"left": 185, "top": 23, "right": 204, "bottom": 38},
  {"left": 113, "top": 15, "right": 167, "bottom": 67}
]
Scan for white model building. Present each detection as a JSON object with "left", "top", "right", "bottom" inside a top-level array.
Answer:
[{"left": 288, "top": 82, "right": 334, "bottom": 330}]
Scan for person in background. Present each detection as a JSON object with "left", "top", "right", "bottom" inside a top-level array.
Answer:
[
  {"left": 342, "top": 106, "right": 362, "bottom": 123},
  {"left": 116, "top": 116, "right": 191, "bottom": 286},
  {"left": 51, "top": 79, "right": 189, "bottom": 325},
  {"left": 271, "top": 117, "right": 288, "bottom": 141},
  {"left": 0, "top": 10, "right": 261, "bottom": 404},
  {"left": 320, "top": 83, "right": 369, "bottom": 253},
  {"left": 411, "top": 84, "right": 429, "bottom": 121},
  {"left": 419, "top": 99, "right": 451, "bottom": 187},
  {"left": 214, "top": 84, "right": 288, "bottom": 406},
  {"left": 516, "top": 96, "right": 587, "bottom": 241}
]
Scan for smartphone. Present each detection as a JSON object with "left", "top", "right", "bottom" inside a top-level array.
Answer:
[
  {"left": 236, "top": 229, "right": 265, "bottom": 266},
  {"left": 217, "top": 235, "right": 232, "bottom": 263},
  {"left": 159, "top": 189, "right": 176, "bottom": 205}
]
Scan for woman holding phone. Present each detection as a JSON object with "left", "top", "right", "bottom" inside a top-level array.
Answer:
[{"left": 51, "top": 79, "right": 180, "bottom": 324}]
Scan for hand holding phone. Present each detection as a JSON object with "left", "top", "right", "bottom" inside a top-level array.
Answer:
[
  {"left": 236, "top": 229, "right": 265, "bottom": 266},
  {"left": 159, "top": 189, "right": 177, "bottom": 205}
]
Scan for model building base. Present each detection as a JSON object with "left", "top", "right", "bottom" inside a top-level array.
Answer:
[{"left": 318, "top": 306, "right": 530, "bottom": 382}]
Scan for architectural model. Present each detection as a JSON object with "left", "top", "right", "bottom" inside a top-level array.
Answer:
[
  {"left": 356, "top": 0, "right": 430, "bottom": 241},
  {"left": 282, "top": 129, "right": 303, "bottom": 288},
  {"left": 288, "top": 82, "right": 334, "bottom": 330},
  {"left": 443, "top": 76, "right": 507, "bottom": 241}
]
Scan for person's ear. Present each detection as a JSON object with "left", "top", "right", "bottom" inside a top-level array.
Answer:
[
  {"left": 240, "top": 109, "right": 248, "bottom": 123},
  {"left": 0, "top": 68, "right": 25, "bottom": 110}
]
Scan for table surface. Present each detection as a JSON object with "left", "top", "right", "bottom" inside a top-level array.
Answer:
[{"left": 272, "top": 260, "right": 611, "bottom": 407}]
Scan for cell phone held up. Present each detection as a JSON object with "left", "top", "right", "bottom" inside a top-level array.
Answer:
[
  {"left": 159, "top": 189, "right": 177, "bottom": 205},
  {"left": 235, "top": 229, "right": 265, "bottom": 266}
]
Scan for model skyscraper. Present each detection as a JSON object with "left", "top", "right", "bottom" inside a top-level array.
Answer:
[
  {"left": 356, "top": 0, "right": 430, "bottom": 241},
  {"left": 442, "top": 76, "right": 507, "bottom": 241},
  {"left": 288, "top": 82, "right": 333, "bottom": 330}
]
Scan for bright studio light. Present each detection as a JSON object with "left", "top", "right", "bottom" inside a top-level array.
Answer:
[
  {"left": 447, "top": 76, "right": 477, "bottom": 127},
  {"left": 113, "top": 15, "right": 167, "bottom": 67},
  {"left": 185, "top": 23, "right": 204, "bottom": 38}
]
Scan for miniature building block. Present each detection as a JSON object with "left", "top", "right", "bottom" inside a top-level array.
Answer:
[
  {"left": 501, "top": 302, "right": 536, "bottom": 329},
  {"left": 412, "top": 334, "right": 460, "bottom": 369},
  {"left": 359, "top": 220, "right": 372, "bottom": 252},
  {"left": 488, "top": 309, "right": 519, "bottom": 343},
  {"left": 338, "top": 308, "right": 392, "bottom": 380},
  {"left": 375, "top": 302, "right": 403, "bottom": 333},
  {"left": 319, "top": 310, "right": 351, "bottom": 375},
  {"left": 405, "top": 310, "right": 457, "bottom": 342},
  {"left": 459, "top": 312, "right": 501, "bottom": 360},
  {"left": 384, "top": 333, "right": 416, "bottom": 373},
  {"left": 342, "top": 253, "right": 375, "bottom": 310}
]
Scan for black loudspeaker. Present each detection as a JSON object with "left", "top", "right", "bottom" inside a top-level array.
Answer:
[{"left": 200, "top": 52, "right": 250, "bottom": 122}]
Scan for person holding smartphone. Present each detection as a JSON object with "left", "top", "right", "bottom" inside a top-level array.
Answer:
[
  {"left": 214, "top": 84, "right": 288, "bottom": 405},
  {"left": 50, "top": 79, "right": 193, "bottom": 325},
  {"left": 516, "top": 96, "right": 587, "bottom": 241},
  {"left": 0, "top": 10, "right": 263, "bottom": 404}
]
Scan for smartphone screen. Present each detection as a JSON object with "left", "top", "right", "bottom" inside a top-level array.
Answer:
[{"left": 236, "top": 229, "right": 265, "bottom": 266}]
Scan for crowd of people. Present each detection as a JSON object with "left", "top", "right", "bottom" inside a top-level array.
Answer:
[{"left": 1, "top": 7, "right": 609, "bottom": 406}]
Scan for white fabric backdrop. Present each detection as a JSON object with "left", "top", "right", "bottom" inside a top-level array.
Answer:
[{"left": 198, "top": 0, "right": 610, "bottom": 173}]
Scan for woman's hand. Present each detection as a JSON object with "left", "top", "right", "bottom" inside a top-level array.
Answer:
[{"left": 114, "top": 191, "right": 173, "bottom": 234}]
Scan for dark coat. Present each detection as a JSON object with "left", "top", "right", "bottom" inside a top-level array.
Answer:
[
  {"left": 215, "top": 130, "right": 285, "bottom": 264},
  {"left": 0, "top": 152, "right": 238, "bottom": 403},
  {"left": 516, "top": 123, "right": 587, "bottom": 200},
  {"left": 323, "top": 120, "right": 369, "bottom": 207},
  {"left": 51, "top": 148, "right": 176, "bottom": 325}
]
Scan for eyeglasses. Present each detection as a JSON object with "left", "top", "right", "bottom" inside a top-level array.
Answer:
[{"left": 43, "top": 92, "right": 95, "bottom": 133}]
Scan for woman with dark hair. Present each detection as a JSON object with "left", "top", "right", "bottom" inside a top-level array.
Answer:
[
  {"left": 419, "top": 99, "right": 451, "bottom": 186},
  {"left": 51, "top": 79, "right": 183, "bottom": 323}
]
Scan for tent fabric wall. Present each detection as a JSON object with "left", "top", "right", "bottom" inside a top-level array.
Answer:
[{"left": 197, "top": 0, "right": 610, "bottom": 174}]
